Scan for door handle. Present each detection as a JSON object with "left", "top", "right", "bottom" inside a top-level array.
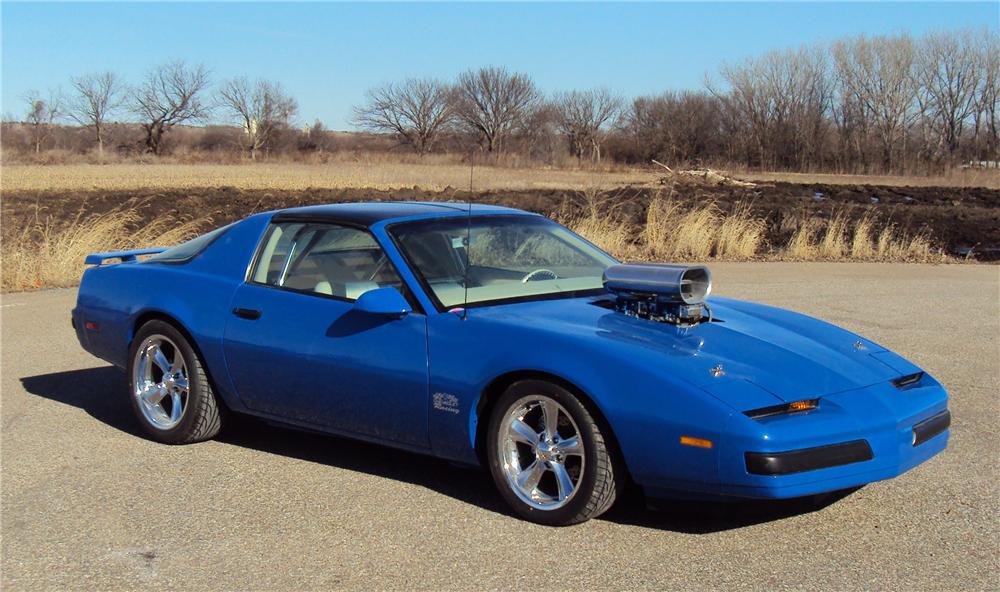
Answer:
[{"left": 232, "top": 307, "right": 261, "bottom": 320}]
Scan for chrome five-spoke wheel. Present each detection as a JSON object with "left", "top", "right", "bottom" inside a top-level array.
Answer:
[
  {"left": 127, "top": 320, "right": 222, "bottom": 444},
  {"left": 498, "top": 395, "right": 585, "bottom": 510},
  {"left": 488, "top": 380, "right": 620, "bottom": 525},
  {"left": 132, "top": 334, "right": 189, "bottom": 430}
]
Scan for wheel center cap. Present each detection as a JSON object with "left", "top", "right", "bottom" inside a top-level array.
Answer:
[{"left": 536, "top": 441, "right": 554, "bottom": 462}]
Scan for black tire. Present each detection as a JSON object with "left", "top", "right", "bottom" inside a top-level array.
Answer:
[
  {"left": 486, "top": 379, "right": 620, "bottom": 526},
  {"left": 127, "top": 320, "right": 222, "bottom": 444}
]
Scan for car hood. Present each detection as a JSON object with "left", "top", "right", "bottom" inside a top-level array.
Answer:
[{"left": 474, "top": 294, "right": 908, "bottom": 408}]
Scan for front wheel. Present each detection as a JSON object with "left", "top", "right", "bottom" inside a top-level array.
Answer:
[
  {"left": 486, "top": 380, "right": 620, "bottom": 525},
  {"left": 127, "top": 320, "right": 222, "bottom": 444}
]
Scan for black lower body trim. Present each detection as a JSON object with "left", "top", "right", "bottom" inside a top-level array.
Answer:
[
  {"left": 746, "top": 440, "right": 874, "bottom": 476},
  {"left": 912, "top": 410, "right": 951, "bottom": 446}
]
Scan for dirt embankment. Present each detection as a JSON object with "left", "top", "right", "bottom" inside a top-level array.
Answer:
[{"left": 4, "top": 180, "right": 999, "bottom": 260}]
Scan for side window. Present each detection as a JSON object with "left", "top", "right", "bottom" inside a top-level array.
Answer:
[{"left": 251, "top": 222, "right": 404, "bottom": 300}]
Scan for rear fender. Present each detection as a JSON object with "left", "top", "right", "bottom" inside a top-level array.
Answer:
[{"left": 124, "top": 271, "right": 247, "bottom": 413}]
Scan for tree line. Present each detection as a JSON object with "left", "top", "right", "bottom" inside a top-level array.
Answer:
[
  {"left": 14, "top": 62, "right": 299, "bottom": 159},
  {"left": 4, "top": 28, "right": 997, "bottom": 174}
]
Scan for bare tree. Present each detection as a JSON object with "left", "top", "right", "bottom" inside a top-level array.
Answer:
[
  {"left": 620, "top": 91, "right": 724, "bottom": 165},
  {"left": 68, "top": 72, "right": 123, "bottom": 156},
  {"left": 552, "top": 89, "right": 622, "bottom": 162},
  {"left": 132, "top": 61, "right": 210, "bottom": 154},
  {"left": 517, "top": 103, "right": 560, "bottom": 162},
  {"left": 218, "top": 78, "right": 297, "bottom": 159},
  {"left": 974, "top": 30, "right": 1000, "bottom": 159},
  {"left": 915, "top": 30, "right": 983, "bottom": 160},
  {"left": 353, "top": 78, "right": 455, "bottom": 155},
  {"left": 711, "top": 57, "right": 772, "bottom": 167},
  {"left": 711, "top": 46, "right": 832, "bottom": 170},
  {"left": 23, "top": 90, "right": 63, "bottom": 154},
  {"left": 785, "top": 47, "right": 835, "bottom": 170},
  {"left": 454, "top": 66, "right": 540, "bottom": 153},
  {"left": 833, "top": 34, "right": 919, "bottom": 170},
  {"left": 619, "top": 95, "right": 667, "bottom": 163}
]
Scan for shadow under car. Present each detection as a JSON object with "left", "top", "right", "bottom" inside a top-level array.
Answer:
[{"left": 20, "top": 366, "right": 857, "bottom": 532}]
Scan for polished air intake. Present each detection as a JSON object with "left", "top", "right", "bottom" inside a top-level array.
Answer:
[
  {"left": 602, "top": 264, "right": 713, "bottom": 324},
  {"left": 603, "top": 264, "right": 712, "bottom": 304}
]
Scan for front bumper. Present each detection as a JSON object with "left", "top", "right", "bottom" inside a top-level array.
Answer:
[
  {"left": 912, "top": 410, "right": 952, "bottom": 446},
  {"left": 732, "top": 381, "right": 949, "bottom": 499},
  {"left": 743, "top": 408, "right": 950, "bottom": 477},
  {"left": 745, "top": 439, "right": 874, "bottom": 476},
  {"left": 644, "top": 378, "right": 950, "bottom": 500}
]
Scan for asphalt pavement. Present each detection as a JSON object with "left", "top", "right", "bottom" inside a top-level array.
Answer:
[{"left": 2, "top": 262, "right": 997, "bottom": 590}]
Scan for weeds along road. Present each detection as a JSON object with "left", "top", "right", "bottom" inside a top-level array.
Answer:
[{"left": 2, "top": 262, "right": 997, "bottom": 591}]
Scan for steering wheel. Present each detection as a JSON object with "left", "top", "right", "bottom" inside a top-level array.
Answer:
[{"left": 522, "top": 269, "right": 558, "bottom": 283}]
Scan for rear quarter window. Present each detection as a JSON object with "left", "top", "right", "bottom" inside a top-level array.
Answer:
[{"left": 146, "top": 223, "right": 235, "bottom": 264}]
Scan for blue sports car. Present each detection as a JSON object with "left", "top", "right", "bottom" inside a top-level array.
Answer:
[{"left": 73, "top": 202, "right": 950, "bottom": 525}]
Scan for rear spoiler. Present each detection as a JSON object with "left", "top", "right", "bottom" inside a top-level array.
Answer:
[{"left": 84, "top": 248, "right": 167, "bottom": 266}]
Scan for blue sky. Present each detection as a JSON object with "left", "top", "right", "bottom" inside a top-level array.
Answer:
[{"left": 2, "top": 2, "right": 997, "bottom": 130}]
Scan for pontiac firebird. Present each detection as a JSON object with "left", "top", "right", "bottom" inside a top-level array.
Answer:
[{"left": 72, "top": 202, "right": 950, "bottom": 525}]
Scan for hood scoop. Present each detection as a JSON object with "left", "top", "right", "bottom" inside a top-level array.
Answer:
[{"left": 603, "top": 264, "right": 712, "bottom": 326}]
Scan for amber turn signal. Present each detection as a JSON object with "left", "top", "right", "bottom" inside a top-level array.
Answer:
[
  {"left": 680, "top": 435, "right": 713, "bottom": 449},
  {"left": 788, "top": 400, "right": 817, "bottom": 412},
  {"left": 744, "top": 399, "right": 820, "bottom": 420}
]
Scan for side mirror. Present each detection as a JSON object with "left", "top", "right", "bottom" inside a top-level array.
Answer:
[{"left": 351, "top": 287, "right": 411, "bottom": 319}]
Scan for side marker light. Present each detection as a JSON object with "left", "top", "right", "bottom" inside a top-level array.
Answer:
[{"left": 680, "top": 436, "right": 713, "bottom": 449}]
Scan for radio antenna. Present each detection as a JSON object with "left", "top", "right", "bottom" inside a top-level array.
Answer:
[
  {"left": 462, "top": 149, "right": 474, "bottom": 319},
  {"left": 469, "top": 148, "right": 475, "bottom": 193}
]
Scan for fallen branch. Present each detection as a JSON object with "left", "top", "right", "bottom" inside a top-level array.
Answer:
[
  {"left": 651, "top": 160, "right": 757, "bottom": 188},
  {"left": 651, "top": 159, "right": 674, "bottom": 174},
  {"left": 679, "top": 168, "right": 757, "bottom": 188}
]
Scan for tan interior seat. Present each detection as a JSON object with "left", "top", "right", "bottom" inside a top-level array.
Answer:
[
  {"left": 343, "top": 281, "right": 379, "bottom": 299},
  {"left": 314, "top": 280, "right": 333, "bottom": 295},
  {"left": 313, "top": 280, "right": 378, "bottom": 299}
]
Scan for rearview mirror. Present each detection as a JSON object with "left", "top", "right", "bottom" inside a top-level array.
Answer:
[{"left": 352, "top": 287, "right": 411, "bottom": 319}]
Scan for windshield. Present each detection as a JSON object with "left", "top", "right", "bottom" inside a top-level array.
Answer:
[{"left": 391, "top": 215, "right": 616, "bottom": 308}]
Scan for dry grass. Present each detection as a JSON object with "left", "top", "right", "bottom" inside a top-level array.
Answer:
[
  {"left": 851, "top": 212, "right": 877, "bottom": 259},
  {"left": 641, "top": 195, "right": 766, "bottom": 260},
  {"left": 0, "top": 162, "right": 658, "bottom": 193},
  {"left": 572, "top": 215, "right": 635, "bottom": 258},
  {"left": 566, "top": 195, "right": 947, "bottom": 264},
  {"left": 729, "top": 168, "right": 1000, "bottom": 189},
  {"left": 716, "top": 203, "right": 768, "bottom": 258},
  {"left": 0, "top": 187, "right": 954, "bottom": 292},
  {"left": 559, "top": 188, "right": 638, "bottom": 258},
  {"left": 782, "top": 211, "right": 941, "bottom": 263},
  {"left": 818, "top": 211, "right": 851, "bottom": 259},
  {"left": 565, "top": 192, "right": 767, "bottom": 261},
  {"left": 4, "top": 157, "right": 995, "bottom": 195},
  {"left": 2, "top": 206, "right": 207, "bottom": 291},
  {"left": 875, "top": 226, "right": 937, "bottom": 261},
  {"left": 785, "top": 218, "right": 822, "bottom": 260}
]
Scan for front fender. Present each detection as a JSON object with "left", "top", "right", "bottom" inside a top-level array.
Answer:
[{"left": 425, "top": 311, "right": 746, "bottom": 489}]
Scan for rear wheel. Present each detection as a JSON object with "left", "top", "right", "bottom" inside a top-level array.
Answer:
[
  {"left": 127, "top": 320, "right": 222, "bottom": 444},
  {"left": 487, "top": 380, "right": 620, "bottom": 525}
]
